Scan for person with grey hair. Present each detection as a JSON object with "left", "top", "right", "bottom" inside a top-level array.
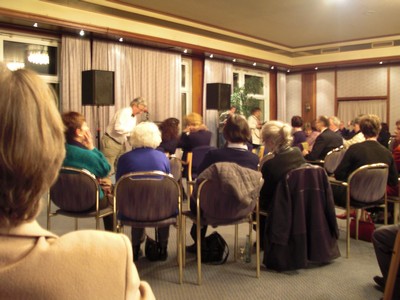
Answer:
[
  {"left": 102, "top": 97, "right": 147, "bottom": 174},
  {"left": 343, "top": 115, "right": 365, "bottom": 149},
  {"left": 259, "top": 121, "right": 306, "bottom": 247},
  {"left": 329, "top": 116, "right": 342, "bottom": 135},
  {"left": 116, "top": 122, "right": 171, "bottom": 261}
]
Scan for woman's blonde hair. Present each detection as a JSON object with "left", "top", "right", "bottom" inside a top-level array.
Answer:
[
  {"left": 261, "top": 120, "right": 293, "bottom": 153},
  {"left": 0, "top": 65, "right": 65, "bottom": 227},
  {"left": 130, "top": 121, "right": 162, "bottom": 149},
  {"left": 184, "top": 113, "right": 203, "bottom": 127}
]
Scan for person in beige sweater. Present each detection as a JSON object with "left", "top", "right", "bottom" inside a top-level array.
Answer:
[{"left": 0, "top": 65, "right": 155, "bottom": 300}]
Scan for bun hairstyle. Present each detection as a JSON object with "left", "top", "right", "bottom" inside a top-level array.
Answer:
[{"left": 261, "top": 120, "right": 293, "bottom": 153}]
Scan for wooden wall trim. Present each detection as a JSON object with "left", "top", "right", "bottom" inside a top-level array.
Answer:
[
  {"left": 269, "top": 71, "right": 277, "bottom": 120},
  {"left": 337, "top": 96, "right": 387, "bottom": 101},
  {"left": 387, "top": 67, "right": 390, "bottom": 125},
  {"left": 302, "top": 72, "right": 316, "bottom": 123},
  {"left": 191, "top": 57, "right": 204, "bottom": 115}
]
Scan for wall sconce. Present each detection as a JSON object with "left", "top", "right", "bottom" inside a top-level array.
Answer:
[{"left": 305, "top": 103, "right": 311, "bottom": 112}]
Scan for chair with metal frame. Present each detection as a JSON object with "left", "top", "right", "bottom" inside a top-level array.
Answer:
[
  {"left": 330, "top": 163, "right": 389, "bottom": 258},
  {"left": 47, "top": 166, "right": 114, "bottom": 231},
  {"left": 386, "top": 177, "right": 400, "bottom": 224},
  {"left": 182, "top": 162, "right": 263, "bottom": 285},
  {"left": 383, "top": 228, "right": 400, "bottom": 300},
  {"left": 324, "top": 146, "right": 346, "bottom": 176},
  {"left": 114, "top": 171, "right": 183, "bottom": 284}
]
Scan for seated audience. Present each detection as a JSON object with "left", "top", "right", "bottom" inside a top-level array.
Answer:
[
  {"left": 157, "top": 117, "right": 180, "bottom": 156},
  {"left": 259, "top": 121, "right": 306, "bottom": 245},
  {"left": 304, "top": 120, "right": 320, "bottom": 151},
  {"left": 343, "top": 115, "right": 365, "bottom": 149},
  {"left": 303, "top": 115, "right": 343, "bottom": 161},
  {"left": 329, "top": 116, "right": 342, "bottom": 136},
  {"left": 339, "top": 120, "right": 351, "bottom": 138},
  {"left": 333, "top": 114, "right": 398, "bottom": 207},
  {"left": 186, "top": 115, "right": 259, "bottom": 252},
  {"left": 291, "top": 115, "right": 307, "bottom": 150},
  {"left": 377, "top": 122, "right": 391, "bottom": 148},
  {"left": 116, "top": 122, "right": 171, "bottom": 261},
  {"left": 372, "top": 225, "right": 399, "bottom": 298},
  {"left": 0, "top": 65, "right": 154, "bottom": 299},
  {"left": 62, "top": 111, "right": 113, "bottom": 231}
]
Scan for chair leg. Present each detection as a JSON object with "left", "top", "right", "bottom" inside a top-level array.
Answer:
[
  {"left": 177, "top": 218, "right": 183, "bottom": 284},
  {"left": 346, "top": 209, "right": 351, "bottom": 258},
  {"left": 196, "top": 219, "right": 202, "bottom": 285},
  {"left": 234, "top": 224, "right": 238, "bottom": 261},
  {"left": 182, "top": 216, "right": 186, "bottom": 267},
  {"left": 355, "top": 209, "right": 360, "bottom": 240},
  {"left": 255, "top": 208, "right": 260, "bottom": 278}
]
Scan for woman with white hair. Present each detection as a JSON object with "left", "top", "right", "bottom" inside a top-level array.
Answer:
[
  {"left": 259, "top": 121, "right": 306, "bottom": 247},
  {"left": 116, "top": 121, "right": 171, "bottom": 261},
  {"left": 0, "top": 65, "right": 154, "bottom": 299}
]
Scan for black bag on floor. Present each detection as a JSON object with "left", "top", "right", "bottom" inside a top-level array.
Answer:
[
  {"left": 145, "top": 235, "right": 160, "bottom": 261},
  {"left": 201, "top": 231, "right": 229, "bottom": 265}
]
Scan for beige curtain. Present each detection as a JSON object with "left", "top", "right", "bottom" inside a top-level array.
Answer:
[
  {"left": 337, "top": 100, "right": 387, "bottom": 126},
  {"left": 203, "top": 59, "right": 233, "bottom": 147}
]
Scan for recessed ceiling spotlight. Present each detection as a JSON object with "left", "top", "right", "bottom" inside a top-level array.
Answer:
[
  {"left": 271, "top": 66, "right": 275, "bottom": 70},
  {"left": 209, "top": 54, "right": 214, "bottom": 58},
  {"left": 287, "top": 69, "right": 291, "bottom": 73},
  {"left": 183, "top": 49, "right": 188, "bottom": 54},
  {"left": 119, "top": 38, "right": 123, "bottom": 42},
  {"left": 232, "top": 58, "right": 236, "bottom": 62},
  {"left": 79, "top": 30, "right": 85, "bottom": 36},
  {"left": 253, "top": 62, "right": 257, "bottom": 66},
  {"left": 315, "top": 67, "right": 318, "bottom": 70},
  {"left": 379, "top": 61, "right": 383, "bottom": 65},
  {"left": 33, "top": 23, "right": 38, "bottom": 28}
]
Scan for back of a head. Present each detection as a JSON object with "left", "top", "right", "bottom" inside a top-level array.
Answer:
[
  {"left": 130, "top": 121, "right": 162, "bottom": 149},
  {"left": 262, "top": 120, "right": 293, "bottom": 153},
  {"left": 130, "top": 96, "right": 147, "bottom": 108},
  {"left": 223, "top": 115, "right": 250, "bottom": 143},
  {"left": 184, "top": 112, "right": 203, "bottom": 127},
  {"left": 291, "top": 115, "right": 303, "bottom": 128},
  {"left": 329, "top": 116, "right": 340, "bottom": 128},
  {"left": 318, "top": 115, "right": 330, "bottom": 128},
  {"left": 62, "top": 111, "right": 85, "bottom": 144},
  {"left": 0, "top": 65, "right": 65, "bottom": 227},
  {"left": 360, "top": 114, "right": 381, "bottom": 138},
  {"left": 159, "top": 117, "right": 180, "bottom": 140}
]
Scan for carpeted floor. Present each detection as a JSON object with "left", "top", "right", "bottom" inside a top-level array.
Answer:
[{"left": 38, "top": 198, "right": 386, "bottom": 300}]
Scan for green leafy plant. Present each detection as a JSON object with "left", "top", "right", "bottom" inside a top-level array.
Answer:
[{"left": 230, "top": 76, "right": 263, "bottom": 118}]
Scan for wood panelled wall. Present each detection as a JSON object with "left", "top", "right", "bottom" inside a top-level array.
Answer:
[
  {"left": 302, "top": 72, "right": 316, "bottom": 124},
  {"left": 269, "top": 71, "right": 278, "bottom": 120},
  {"left": 191, "top": 57, "right": 204, "bottom": 115}
]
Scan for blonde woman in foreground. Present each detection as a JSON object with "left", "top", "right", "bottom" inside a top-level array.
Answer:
[{"left": 0, "top": 65, "right": 155, "bottom": 300}]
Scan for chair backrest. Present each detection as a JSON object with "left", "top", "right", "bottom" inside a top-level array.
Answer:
[
  {"left": 50, "top": 166, "right": 99, "bottom": 212},
  {"left": 169, "top": 156, "right": 182, "bottom": 182},
  {"left": 324, "top": 146, "right": 346, "bottom": 175},
  {"left": 187, "top": 145, "right": 216, "bottom": 180},
  {"left": 348, "top": 163, "right": 389, "bottom": 203},
  {"left": 115, "top": 171, "right": 180, "bottom": 222}
]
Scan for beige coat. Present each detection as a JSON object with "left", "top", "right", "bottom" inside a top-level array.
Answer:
[{"left": 0, "top": 221, "right": 155, "bottom": 300}]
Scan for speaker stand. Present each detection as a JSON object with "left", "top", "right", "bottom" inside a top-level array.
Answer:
[{"left": 95, "top": 105, "right": 101, "bottom": 150}]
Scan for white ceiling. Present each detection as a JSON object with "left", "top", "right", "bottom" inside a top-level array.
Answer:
[{"left": 117, "top": 0, "right": 400, "bottom": 50}]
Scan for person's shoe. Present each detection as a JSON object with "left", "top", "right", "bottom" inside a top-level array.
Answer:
[
  {"left": 186, "top": 243, "right": 197, "bottom": 254},
  {"left": 133, "top": 246, "right": 143, "bottom": 262},
  {"left": 159, "top": 247, "right": 168, "bottom": 261},
  {"left": 373, "top": 275, "right": 385, "bottom": 289}
]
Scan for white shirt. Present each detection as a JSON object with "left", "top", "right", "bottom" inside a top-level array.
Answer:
[
  {"left": 105, "top": 107, "right": 137, "bottom": 144},
  {"left": 247, "top": 115, "right": 261, "bottom": 145}
]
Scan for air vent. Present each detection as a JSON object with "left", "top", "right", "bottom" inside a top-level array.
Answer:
[
  {"left": 321, "top": 47, "right": 340, "bottom": 54},
  {"left": 372, "top": 41, "right": 394, "bottom": 48}
]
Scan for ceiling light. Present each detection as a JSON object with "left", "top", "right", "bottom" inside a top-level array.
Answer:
[
  {"left": 209, "top": 54, "right": 214, "bottom": 58},
  {"left": 232, "top": 58, "right": 236, "bottom": 62},
  {"left": 379, "top": 61, "right": 383, "bottom": 65},
  {"left": 287, "top": 69, "right": 291, "bottom": 73},
  {"left": 119, "top": 38, "right": 123, "bottom": 42},
  {"left": 315, "top": 67, "right": 318, "bottom": 70},
  {"left": 27, "top": 45, "right": 49, "bottom": 65},
  {"left": 183, "top": 49, "right": 188, "bottom": 54},
  {"left": 79, "top": 30, "right": 85, "bottom": 36},
  {"left": 271, "top": 66, "right": 275, "bottom": 70},
  {"left": 33, "top": 23, "right": 38, "bottom": 28},
  {"left": 253, "top": 62, "right": 257, "bottom": 66}
]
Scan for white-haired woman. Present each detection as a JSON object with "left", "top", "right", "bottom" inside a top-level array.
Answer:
[
  {"left": 259, "top": 121, "right": 306, "bottom": 247},
  {"left": 116, "top": 121, "right": 171, "bottom": 261},
  {"left": 0, "top": 65, "right": 154, "bottom": 299}
]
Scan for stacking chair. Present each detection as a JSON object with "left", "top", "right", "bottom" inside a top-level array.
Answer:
[
  {"left": 170, "top": 156, "right": 184, "bottom": 197},
  {"left": 383, "top": 228, "right": 400, "bottom": 300},
  {"left": 182, "top": 162, "right": 263, "bottom": 285},
  {"left": 114, "top": 171, "right": 183, "bottom": 284},
  {"left": 324, "top": 146, "right": 346, "bottom": 176},
  {"left": 184, "top": 145, "right": 215, "bottom": 199},
  {"left": 47, "top": 166, "right": 114, "bottom": 230},
  {"left": 330, "top": 163, "right": 389, "bottom": 258}
]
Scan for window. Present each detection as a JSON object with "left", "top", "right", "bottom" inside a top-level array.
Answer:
[
  {"left": 232, "top": 68, "right": 269, "bottom": 120},
  {"left": 181, "top": 58, "right": 192, "bottom": 120}
]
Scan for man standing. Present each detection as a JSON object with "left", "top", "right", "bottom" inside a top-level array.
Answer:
[
  {"left": 303, "top": 115, "right": 343, "bottom": 161},
  {"left": 247, "top": 107, "right": 263, "bottom": 151},
  {"left": 101, "top": 97, "right": 147, "bottom": 174}
]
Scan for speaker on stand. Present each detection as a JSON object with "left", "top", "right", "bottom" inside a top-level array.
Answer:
[
  {"left": 206, "top": 83, "right": 231, "bottom": 110},
  {"left": 81, "top": 70, "right": 115, "bottom": 150}
]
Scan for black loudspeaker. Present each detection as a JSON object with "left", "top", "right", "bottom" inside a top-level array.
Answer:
[
  {"left": 82, "top": 70, "right": 115, "bottom": 106},
  {"left": 206, "top": 83, "right": 231, "bottom": 110}
]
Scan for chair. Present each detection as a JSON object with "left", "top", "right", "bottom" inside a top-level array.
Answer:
[
  {"left": 387, "top": 177, "right": 400, "bottom": 224},
  {"left": 383, "top": 228, "right": 400, "bottom": 300},
  {"left": 170, "top": 156, "right": 184, "bottom": 196},
  {"left": 330, "top": 163, "right": 389, "bottom": 258},
  {"left": 182, "top": 162, "right": 263, "bottom": 285},
  {"left": 324, "top": 146, "right": 346, "bottom": 176},
  {"left": 47, "top": 166, "right": 114, "bottom": 231},
  {"left": 184, "top": 145, "right": 215, "bottom": 199},
  {"left": 264, "top": 164, "right": 340, "bottom": 271},
  {"left": 114, "top": 171, "right": 182, "bottom": 284}
]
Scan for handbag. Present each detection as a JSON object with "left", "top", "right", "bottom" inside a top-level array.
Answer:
[
  {"left": 201, "top": 231, "right": 229, "bottom": 265},
  {"left": 145, "top": 234, "right": 160, "bottom": 261},
  {"left": 349, "top": 213, "right": 375, "bottom": 243}
]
